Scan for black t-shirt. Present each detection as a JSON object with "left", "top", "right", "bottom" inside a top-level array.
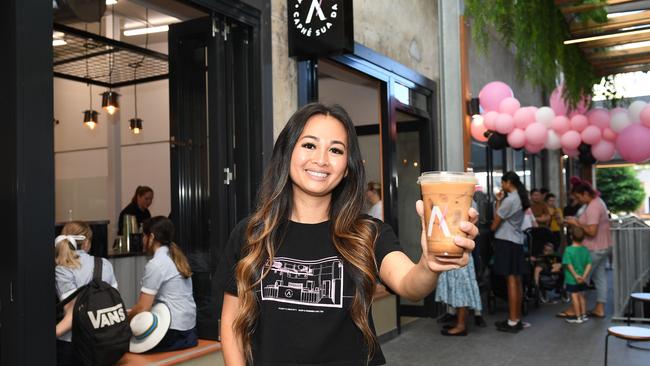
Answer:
[
  {"left": 221, "top": 216, "right": 403, "bottom": 366},
  {"left": 117, "top": 202, "right": 151, "bottom": 235}
]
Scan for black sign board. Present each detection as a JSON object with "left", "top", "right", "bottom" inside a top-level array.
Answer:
[{"left": 287, "top": 0, "right": 354, "bottom": 60}]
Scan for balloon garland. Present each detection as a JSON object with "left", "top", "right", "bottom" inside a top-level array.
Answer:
[{"left": 472, "top": 82, "right": 650, "bottom": 163}]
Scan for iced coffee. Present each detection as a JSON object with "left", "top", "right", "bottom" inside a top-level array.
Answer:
[{"left": 417, "top": 172, "right": 477, "bottom": 258}]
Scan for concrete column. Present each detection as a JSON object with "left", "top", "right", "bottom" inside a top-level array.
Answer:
[
  {"left": 547, "top": 149, "right": 561, "bottom": 198},
  {"left": 437, "top": 0, "right": 464, "bottom": 171},
  {"left": 105, "top": 13, "right": 122, "bottom": 246}
]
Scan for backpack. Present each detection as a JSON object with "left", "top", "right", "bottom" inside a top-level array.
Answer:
[{"left": 71, "top": 257, "right": 131, "bottom": 366}]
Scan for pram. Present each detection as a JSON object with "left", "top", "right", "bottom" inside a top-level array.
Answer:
[{"left": 525, "top": 227, "right": 568, "bottom": 307}]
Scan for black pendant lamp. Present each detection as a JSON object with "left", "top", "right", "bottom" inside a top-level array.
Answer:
[
  {"left": 101, "top": 90, "right": 120, "bottom": 115},
  {"left": 83, "top": 83, "right": 99, "bottom": 130},
  {"left": 129, "top": 63, "right": 143, "bottom": 134}
]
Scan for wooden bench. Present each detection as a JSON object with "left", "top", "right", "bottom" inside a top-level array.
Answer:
[{"left": 116, "top": 339, "right": 223, "bottom": 366}]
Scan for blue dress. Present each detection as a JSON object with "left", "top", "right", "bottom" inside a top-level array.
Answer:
[{"left": 435, "top": 257, "right": 482, "bottom": 311}]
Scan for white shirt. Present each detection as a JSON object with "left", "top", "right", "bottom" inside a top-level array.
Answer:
[
  {"left": 367, "top": 201, "right": 383, "bottom": 221},
  {"left": 55, "top": 250, "right": 118, "bottom": 342},
  {"left": 141, "top": 246, "right": 196, "bottom": 331}
]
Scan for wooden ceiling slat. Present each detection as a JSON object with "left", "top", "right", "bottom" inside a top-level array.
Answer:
[
  {"left": 592, "top": 54, "right": 650, "bottom": 68},
  {"left": 570, "top": 9, "right": 650, "bottom": 35},
  {"left": 596, "top": 63, "right": 650, "bottom": 76},
  {"left": 588, "top": 45, "right": 650, "bottom": 60},
  {"left": 577, "top": 30, "right": 650, "bottom": 48},
  {"left": 560, "top": 0, "right": 641, "bottom": 14}
]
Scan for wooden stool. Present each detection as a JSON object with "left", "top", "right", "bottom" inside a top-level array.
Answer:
[
  {"left": 605, "top": 326, "right": 650, "bottom": 366},
  {"left": 627, "top": 293, "right": 650, "bottom": 325}
]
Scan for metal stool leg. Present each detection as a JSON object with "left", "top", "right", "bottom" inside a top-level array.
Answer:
[{"left": 604, "top": 333, "right": 610, "bottom": 366}]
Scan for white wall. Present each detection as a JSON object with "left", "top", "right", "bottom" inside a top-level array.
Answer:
[{"left": 54, "top": 74, "right": 171, "bottom": 233}]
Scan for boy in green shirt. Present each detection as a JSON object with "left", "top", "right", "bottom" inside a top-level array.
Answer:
[{"left": 562, "top": 227, "right": 592, "bottom": 324}]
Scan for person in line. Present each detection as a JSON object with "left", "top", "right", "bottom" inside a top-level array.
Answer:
[
  {"left": 365, "top": 181, "right": 383, "bottom": 221},
  {"left": 118, "top": 186, "right": 154, "bottom": 235},
  {"left": 219, "top": 103, "right": 478, "bottom": 365},
  {"left": 545, "top": 193, "right": 564, "bottom": 249},
  {"left": 128, "top": 216, "right": 198, "bottom": 352},
  {"left": 491, "top": 171, "right": 530, "bottom": 333},
  {"left": 532, "top": 242, "right": 563, "bottom": 303},
  {"left": 55, "top": 221, "right": 118, "bottom": 366},
  {"left": 564, "top": 182, "right": 612, "bottom": 318},
  {"left": 562, "top": 227, "right": 592, "bottom": 324},
  {"left": 530, "top": 188, "right": 550, "bottom": 228}
]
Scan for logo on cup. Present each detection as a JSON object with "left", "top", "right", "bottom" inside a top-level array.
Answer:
[{"left": 427, "top": 205, "right": 451, "bottom": 238}]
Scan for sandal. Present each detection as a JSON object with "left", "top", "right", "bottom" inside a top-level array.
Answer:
[
  {"left": 555, "top": 311, "right": 569, "bottom": 318},
  {"left": 587, "top": 310, "right": 605, "bottom": 318}
]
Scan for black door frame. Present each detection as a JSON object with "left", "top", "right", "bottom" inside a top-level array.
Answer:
[
  {"left": 1, "top": 0, "right": 272, "bottom": 364},
  {"left": 297, "top": 43, "right": 440, "bottom": 333}
]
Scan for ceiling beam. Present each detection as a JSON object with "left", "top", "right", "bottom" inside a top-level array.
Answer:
[
  {"left": 591, "top": 53, "right": 650, "bottom": 68},
  {"left": 560, "top": 0, "right": 641, "bottom": 14},
  {"left": 570, "top": 9, "right": 650, "bottom": 35},
  {"left": 587, "top": 44, "right": 650, "bottom": 60},
  {"left": 596, "top": 63, "right": 650, "bottom": 76},
  {"left": 578, "top": 30, "right": 650, "bottom": 48}
]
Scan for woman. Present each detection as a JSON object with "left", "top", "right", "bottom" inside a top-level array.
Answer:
[
  {"left": 365, "top": 181, "right": 383, "bottom": 221},
  {"left": 118, "top": 186, "right": 154, "bottom": 235},
  {"left": 55, "top": 221, "right": 118, "bottom": 366},
  {"left": 219, "top": 103, "right": 478, "bottom": 365},
  {"left": 128, "top": 216, "right": 198, "bottom": 352},
  {"left": 545, "top": 193, "right": 564, "bottom": 249},
  {"left": 564, "top": 182, "right": 612, "bottom": 318},
  {"left": 491, "top": 171, "right": 530, "bottom": 333}
]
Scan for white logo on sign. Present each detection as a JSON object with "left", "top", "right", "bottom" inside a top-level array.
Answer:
[{"left": 292, "top": 0, "right": 339, "bottom": 38}]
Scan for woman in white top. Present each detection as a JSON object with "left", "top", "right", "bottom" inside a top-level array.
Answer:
[
  {"left": 128, "top": 216, "right": 198, "bottom": 352},
  {"left": 365, "top": 182, "right": 383, "bottom": 221},
  {"left": 54, "top": 221, "right": 118, "bottom": 366}
]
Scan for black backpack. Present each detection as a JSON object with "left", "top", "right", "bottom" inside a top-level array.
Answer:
[{"left": 71, "top": 257, "right": 131, "bottom": 366}]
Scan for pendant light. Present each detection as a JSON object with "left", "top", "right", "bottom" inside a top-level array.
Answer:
[
  {"left": 129, "top": 62, "right": 143, "bottom": 134},
  {"left": 101, "top": 4, "right": 120, "bottom": 115},
  {"left": 82, "top": 27, "right": 99, "bottom": 130}
]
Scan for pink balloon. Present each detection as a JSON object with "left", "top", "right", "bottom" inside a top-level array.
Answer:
[
  {"left": 640, "top": 105, "right": 650, "bottom": 128},
  {"left": 507, "top": 128, "right": 526, "bottom": 149},
  {"left": 587, "top": 108, "right": 610, "bottom": 130},
  {"left": 513, "top": 107, "right": 536, "bottom": 129},
  {"left": 549, "top": 85, "right": 590, "bottom": 116},
  {"left": 483, "top": 111, "right": 499, "bottom": 131},
  {"left": 570, "top": 114, "right": 589, "bottom": 132},
  {"left": 471, "top": 118, "right": 488, "bottom": 142},
  {"left": 563, "top": 147, "right": 579, "bottom": 158},
  {"left": 499, "top": 97, "right": 521, "bottom": 116},
  {"left": 561, "top": 130, "right": 581, "bottom": 150},
  {"left": 551, "top": 116, "right": 571, "bottom": 135},
  {"left": 616, "top": 124, "right": 650, "bottom": 163},
  {"left": 495, "top": 113, "right": 515, "bottom": 134},
  {"left": 602, "top": 128, "right": 617, "bottom": 142},
  {"left": 525, "top": 122, "right": 548, "bottom": 145},
  {"left": 581, "top": 125, "right": 602, "bottom": 145},
  {"left": 611, "top": 107, "right": 627, "bottom": 116},
  {"left": 479, "top": 81, "right": 514, "bottom": 112},
  {"left": 525, "top": 143, "right": 544, "bottom": 154},
  {"left": 591, "top": 140, "right": 616, "bottom": 162}
]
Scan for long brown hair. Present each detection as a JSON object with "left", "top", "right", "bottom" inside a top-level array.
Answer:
[
  {"left": 131, "top": 186, "right": 153, "bottom": 205},
  {"left": 142, "top": 216, "right": 192, "bottom": 278},
  {"left": 55, "top": 221, "right": 93, "bottom": 268},
  {"left": 233, "top": 103, "right": 379, "bottom": 361}
]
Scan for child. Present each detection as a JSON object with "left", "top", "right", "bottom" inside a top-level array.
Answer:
[
  {"left": 562, "top": 227, "right": 592, "bottom": 324},
  {"left": 533, "top": 243, "right": 563, "bottom": 302}
]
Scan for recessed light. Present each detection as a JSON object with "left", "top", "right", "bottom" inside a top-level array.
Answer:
[{"left": 123, "top": 25, "right": 169, "bottom": 37}]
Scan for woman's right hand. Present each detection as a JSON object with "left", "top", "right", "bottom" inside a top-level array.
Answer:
[{"left": 495, "top": 190, "right": 504, "bottom": 201}]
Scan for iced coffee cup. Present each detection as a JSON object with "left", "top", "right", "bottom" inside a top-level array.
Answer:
[{"left": 417, "top": 171, "right": 477, "bottom": 258}]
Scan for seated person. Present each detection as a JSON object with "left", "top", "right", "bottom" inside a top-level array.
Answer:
[
  {"left": 532, "top": 242, "right": 562, "bottom": 292},
  {"left": 128, "top": 216, "right": 198, "bottom": 352}
]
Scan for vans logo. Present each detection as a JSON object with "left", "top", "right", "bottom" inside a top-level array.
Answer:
[{"left": 87, "top": 303, "right": 126, "bottom": 329}]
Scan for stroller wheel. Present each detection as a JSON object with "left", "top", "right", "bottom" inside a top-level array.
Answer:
[
  {"left": 522, "top": 300, "right": 529, "bottom": 316},
  {"left": 487, "top": 294, "right": 496, "bottom": 314}
]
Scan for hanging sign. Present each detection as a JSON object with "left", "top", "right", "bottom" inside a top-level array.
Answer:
[{"left": 287, "top": 0, "right": 354, "bottom": 60}]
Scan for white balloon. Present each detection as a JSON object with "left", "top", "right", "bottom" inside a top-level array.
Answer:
[
  {"left": 611, "top": 111, "right": 631, "bottom": 133},
  {"left": 545, "top": 130, "right": 562, "bottom": 150},
  {"left": 535, "top": 106, "right": 556, "bottom": 128},
  {"left": 628, "top": 100, "right": 647, "bottom": 123}
]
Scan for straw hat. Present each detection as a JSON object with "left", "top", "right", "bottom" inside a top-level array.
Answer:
[{"left": 129, "top": 303, "right": 171, "bottom": 353}]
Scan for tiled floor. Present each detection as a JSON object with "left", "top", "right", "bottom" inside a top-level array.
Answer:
[{"left": 381, "top": 274, "right": 650, "bottom": 366}]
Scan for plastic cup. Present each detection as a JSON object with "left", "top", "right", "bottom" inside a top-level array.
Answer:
[{"left": 417, "top": 171, "right": 477, "bottom": 258}]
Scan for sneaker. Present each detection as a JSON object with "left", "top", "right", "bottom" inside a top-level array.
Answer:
[
  {"left": 496, "top": 320, "right": 523, "bottom": 333},
  {"left": 565, "top": 316, "right": 583, "bottom": 324},
  {"left": 539, "top": 293, "right": 549, "bottom": 304},
  {"left": 580, "top": 314, "right": 589, "bottom": 322}
]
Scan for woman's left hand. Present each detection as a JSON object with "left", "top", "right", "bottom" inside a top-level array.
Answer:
[{"left": 416, "top": 200, "right": 478, "bottom": 273}]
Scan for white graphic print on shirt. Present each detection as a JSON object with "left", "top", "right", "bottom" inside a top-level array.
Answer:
[{"left": 260, "top": 256, "right": 344, "bottom": 308}]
